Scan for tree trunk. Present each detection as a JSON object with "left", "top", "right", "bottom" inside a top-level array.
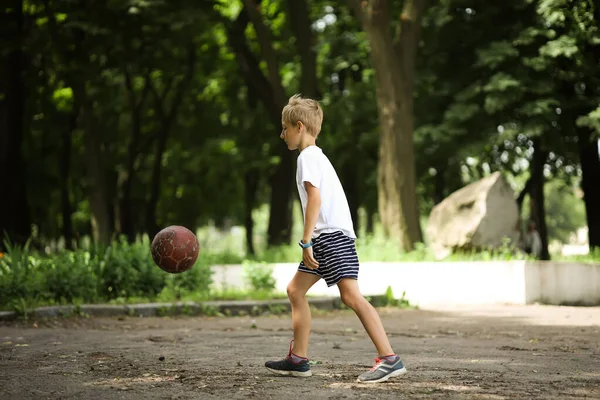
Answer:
[
  {"left": 118, "top": 71, "right": 149, "bottom": 241},
  {"left": 577, "top": 127, "right": 600, "bottom": 250},
  {"left": 366, "top": 205, "right": 375, "bottom": 234},
  {"left": 59, "top": 106, "right": 77, "bottom": 250},
  {"left": 118, "top": 158, "right": 136, "bottom": 241},
  {"left": 145, "top": 45, "right": 196, "bottom": 237},
  {"left": 79, "top": 93, "right": 112, "bottom": 245},
  {"left": 244, "top": 170, "right": 259, "bottom": 255},
  {"left": 433, "top": 167, "right": 445, "bottom": 205},
  {"left": 42, "top": 0, "right": 111, "bottom": 245},
  {"left": 341, "top": 160, "right": 360, "bottom": 234},
  {"left": 0, "top": 0, "right": 30, "bottom": 247},
  {"left": 529, "top": 139, "right": 550, "bottom": 260},
  {"left": 267, "top": 148, "right": 295, "bottom": 245},
  {"left": 516, "top": 178, "right": 532, "bottom": 214},
  {"left": 239, "top": 1, "right": 299, "bottom": 246},
  {"left": 349, "top": 0, "right": 426, "bottom": 251},
  {"left": 224, "top": 23, "right": 295, "bottom": 245},
  {"left": 287, "top": 0, "right": 319, "bottom": 98},
  {"left": 145, "top": 125, "right": 169, "bottom": 237}
]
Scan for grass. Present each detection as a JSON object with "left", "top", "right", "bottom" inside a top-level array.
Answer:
[{"left": 547, "top": 247, "right": 600, "bottom": 262}]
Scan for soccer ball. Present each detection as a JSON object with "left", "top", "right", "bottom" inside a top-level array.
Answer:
[{"left": 151, "top": 225, "right": 199, "bottom": 273}]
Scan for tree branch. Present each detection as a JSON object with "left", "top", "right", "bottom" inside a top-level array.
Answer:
[
  {"left": 160, "top": 78, "right": 175, "bottom": 107},
  {"left": 147, "top": 43, "right": 196, "bottom": 130},
  {"left": 148, "top": 76, "right": 173, "bottom": 122},
  {"left": 123, "top": 65, "right": 137, "bottom": 111},
  {"left": 148, "top": 80, "right": 165, "bottom": 121},
  {"left": 517, "top": 177, "right": 532, "bottom": 212},
  {"left": 348, "top": 0, "right": 393, "bottom": 30},
  {"left": 347, "top": 0, "right": 374, "bottom": 28},
  {"left": 286, "top": 0, "right": 319, "bottom": 97},
  {"left": 224, "top": 8, "right": 282, "bottom": 121},
  {"left": 138, "top": 74, "right": 152, "bottom": 113},
  {"left": 240, "top": 0, "right": 286, "bottom": 107},
  {"left": 166, "top": 43, "right": 197, "bottom": 124},
  {"left": 393, "top": 0, "right": 428, "bottom": 92}
]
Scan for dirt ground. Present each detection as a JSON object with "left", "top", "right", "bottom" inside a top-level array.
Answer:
[{"left": 1, "top": 304, "right": 599, "bottom": 400}]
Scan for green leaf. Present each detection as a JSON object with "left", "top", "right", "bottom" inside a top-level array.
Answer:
[
  {"left": 576, "top": 106, "right": 600, "bottom": 135},
  {"left": 52, "top": 87, "right": 74, "bottom": 112},
  {"left": 219, "top": 139, "right": 238, "bottom": 155},
  {"left": 539, "top": 35, "right": 578, "bottom": 58},
  {"left": 513, "top": 27, "right": 544, "bottom": 46},
  {"left": 444, "top": 103, "right": 480, "bottom": 123},
  {"left": 519, "top": 99, "right": 559, "bottom": 117},
  {"left": 483, "top": 73, "right": 521, "bottom": 93},
  {"left": 476, "top": 41, "right": 519, "bottom": 69},
  {"left": 522, "top": 55, "right": 550, "bottom": 71}
]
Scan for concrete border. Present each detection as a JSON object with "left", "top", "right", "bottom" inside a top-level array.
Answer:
[
  {"left": 0, "top": 296, "right": 391, "bottom": 322},
  {"left": 213, "top": 261, "right": 600, "bottom": 307}
]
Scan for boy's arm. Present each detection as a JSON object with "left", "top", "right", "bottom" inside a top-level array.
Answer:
[
  {"left": 303, "top": 182, "right": 321, "bottom": 243},
  {"left": 302, "top": 182, "right": 321, "bottom": 269}
]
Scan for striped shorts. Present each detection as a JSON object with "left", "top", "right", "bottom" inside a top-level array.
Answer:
[{"left": 298, "top": 231, "right": 360, "bottom": 287}]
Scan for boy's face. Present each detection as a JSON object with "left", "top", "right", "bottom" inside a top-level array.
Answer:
[{"left": 280, "top": 120, "right": 301, "bottom": 150}]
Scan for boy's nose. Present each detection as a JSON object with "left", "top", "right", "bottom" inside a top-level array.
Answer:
[{"left": 280, "top": 131, "right": 284, "bottom": 139}]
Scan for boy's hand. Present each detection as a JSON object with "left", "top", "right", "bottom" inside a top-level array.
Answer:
[{"left": 302, "top": 247, "right": 319, "bottom": 270}]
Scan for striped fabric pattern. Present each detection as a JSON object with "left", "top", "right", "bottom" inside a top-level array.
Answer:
[{"left": 298, "top": 231, "right": 359, "bottom": 286}]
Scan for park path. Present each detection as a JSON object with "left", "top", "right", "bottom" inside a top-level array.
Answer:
[{"left": 1, "top": 304, "right": 599, "bottom": 399}]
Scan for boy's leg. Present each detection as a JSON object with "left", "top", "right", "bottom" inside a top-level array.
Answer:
[
  {"left": 337, "top": 278, "right": 393, "bottom": 356},
  {"left": 264, "top": 271, "right": 320, "bottom": 377},
  {"left": 337, "top": 278, "right": 407, "bottom": 383},
  {"left": 288, "top": 271, "right": 321, "bottom": 357}
]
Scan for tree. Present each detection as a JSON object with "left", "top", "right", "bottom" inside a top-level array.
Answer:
[
  {"left": 0, "top": 1, "right": 31, "bottom": 247},
  {"left": 222, "top": 0, "right": 321, "bottom": 246},
  {"left": 348, "top": 0, "right": 426, "bottom": 250},
  {"left": 416, "top": 0, "right": 593, "bottom": 259},
  {"left": 42, "top": 0, "right": 115, "bottom": 244},
  {"left": 532, "top": 0, "right": 600, "bottom": 250},
  {"left": 144, "top": 43, "right": 197, "bottom": 237},
  {"left": 4, "top": 0, "right": 597, "bottom": 260},
  {"left": 529, "top": 139, "right": 550, "bottom": 260}
]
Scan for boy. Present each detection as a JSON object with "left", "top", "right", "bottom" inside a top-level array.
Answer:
[{"left": 264, "top": 94, "right": 407, "bottom": 383}]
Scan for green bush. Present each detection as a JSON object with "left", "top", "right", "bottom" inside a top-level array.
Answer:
[
  {"left": 243, "top": 261, "right": 276, "bottom": 293},
  {"left": 0, "top": 237, "right": 213, "bottom": 311},
  {"left": 0, "top": 239, "right": 46, "bottom": 309},
  {"left": 43, "top": 250, "right": 101, "bottom": 304},
  {"left": 98, "top": 237, "right": 165, "bottom": 299},
  {"left": 156, "top": 257, "right": 213, "bottom": 301}
]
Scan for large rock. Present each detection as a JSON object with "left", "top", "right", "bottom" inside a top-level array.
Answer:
[{"left": 427, "top": 172, "right": 519, "bottom": 258}]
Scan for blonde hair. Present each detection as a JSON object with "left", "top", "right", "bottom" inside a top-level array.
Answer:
[{"left": 281, "top": 94, "right": 323, "bottom": 137}]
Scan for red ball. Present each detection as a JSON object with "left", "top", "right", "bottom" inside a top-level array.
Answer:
[{"left": 151, "top": 225, "right": 199, "bottom": 273}]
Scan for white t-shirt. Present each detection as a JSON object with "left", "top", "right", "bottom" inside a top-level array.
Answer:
[{"left": 296, "top": 146, "right": 356, "bottom": 239}]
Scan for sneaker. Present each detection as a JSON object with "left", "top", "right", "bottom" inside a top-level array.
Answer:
[
  {"left": 265, "top": 340, "right": 312, "bottom": 377},
  {"left": 357, "top": 355, "right": 407, "bottom": 383}
]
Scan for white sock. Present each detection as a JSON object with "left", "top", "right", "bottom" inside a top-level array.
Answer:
[{"left": 290, "top": 353, "right": 308, "bottom": 363}]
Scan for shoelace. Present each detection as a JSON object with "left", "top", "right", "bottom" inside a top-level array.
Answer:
[
  {"left": 285, "top": 339, "right": 294, "bottom": 359},
  {"left": 370, "top": 357, "right": 384, "bottom": 372},
  {"left": 285, "top": 339, "right": 308, "bottom": 363}
]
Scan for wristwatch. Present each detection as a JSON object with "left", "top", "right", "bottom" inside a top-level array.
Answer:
[{"left": 298, "top": 239, "right": 313, "bottom": 249}]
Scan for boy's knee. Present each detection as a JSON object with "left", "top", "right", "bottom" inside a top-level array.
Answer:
[
  {"left": 340, "top": 291, "right": 361, "bottom": 310},
  {"left": 287, "top": 283, "right": 304, "bottom": 301}
]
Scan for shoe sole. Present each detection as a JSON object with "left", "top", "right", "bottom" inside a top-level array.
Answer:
[
  {"left": 357, "top": 367, "right": 408, "bottom": 383},
  {"left": 266, "top": 367, "right": 312, "bottom": 377}
]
